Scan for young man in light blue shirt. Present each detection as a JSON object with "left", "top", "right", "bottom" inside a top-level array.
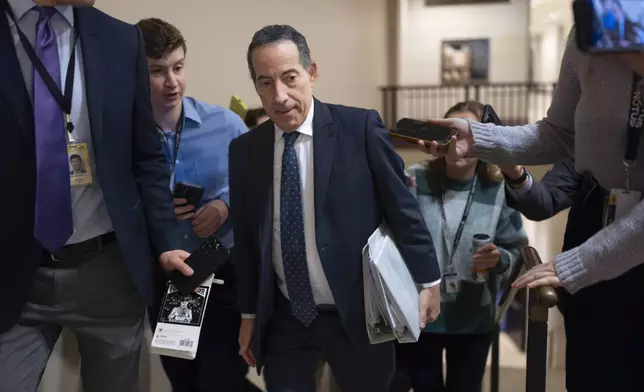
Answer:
[{"left": 137, "top": 18, "right": 257, "bottom": 392}]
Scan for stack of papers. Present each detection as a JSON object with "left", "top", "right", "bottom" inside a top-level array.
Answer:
[{"left": 363, "top": 223, "right": 420, "bottom": 344}]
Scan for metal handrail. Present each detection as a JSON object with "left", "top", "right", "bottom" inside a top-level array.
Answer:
[
  {"left": 522, "top": 247, "right": 558, "bottom": 392},
  {"left": 491, "top": 246, "right": 559, "bottom": 392}
]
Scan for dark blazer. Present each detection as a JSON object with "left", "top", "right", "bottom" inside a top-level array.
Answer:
[
  {"left": 228, "top": 99, "right": 440, "bottom": 366},
  {"left": 0, "top": 6, "right": 181, "bottom": 332},
  {"left": 504, "top": 159, "right": 605, "bottom": 251}
]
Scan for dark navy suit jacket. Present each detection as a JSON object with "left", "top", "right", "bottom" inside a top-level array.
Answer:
[
  {"left": 0, "top": 5, "right": 181, "bottom": 333},
  {"left": 228, "top": 99, "right": 441, "bottom": 366}
]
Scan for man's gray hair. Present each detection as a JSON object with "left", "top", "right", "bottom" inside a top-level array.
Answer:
[{"left": 247, "top": 25, "right": 312, "bottom": 81}]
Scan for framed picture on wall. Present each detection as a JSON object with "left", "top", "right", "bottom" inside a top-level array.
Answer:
[{"left": 441, "top": 38, "right": 490, "bottom": 85}]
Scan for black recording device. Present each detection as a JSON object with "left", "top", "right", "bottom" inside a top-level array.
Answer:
[
  {"left": 573, "top": 0, "right": 644, "bottom": 53},
  {"left": 168, "top": 236, "right": 231, "bottom": 296},
  {"left": 173, "top": 182, "right": 205, "bottom": 208},
  {"left": 481, "top": 104, "right": 504, "bottom": 125},
  {"left": 389, "top": 117, "right": 458, "bottom": 146}
]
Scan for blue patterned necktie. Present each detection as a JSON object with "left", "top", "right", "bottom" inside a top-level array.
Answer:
[
  {"left": 33, "top": 7, "right": 74, "bottom": 252},
  {"left": 280, "top": 131, "right": 318, "bottom": 326}
]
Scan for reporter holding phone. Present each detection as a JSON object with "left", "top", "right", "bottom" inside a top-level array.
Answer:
[
  {"left": 136, "top": 19, "right": 257, "bottom": 392},
  {"left": 391, "top": 102, "right": 528, "bottom": 392},
  {"left": 422, "top": 28, "right": 644, "bottom": 390}
]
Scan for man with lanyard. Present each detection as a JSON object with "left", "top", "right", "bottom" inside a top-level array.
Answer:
[
  {"left": 136, "top": 18, "right": 257, "bottom": 392},
  {"left": 0, "top": 0, "right": 190, "bottom": 390}
]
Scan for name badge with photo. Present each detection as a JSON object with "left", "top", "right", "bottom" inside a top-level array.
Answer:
[
  {"left": 604, "top": 188, "right": 642, "bottom": 227},
  {"left": 67, "top": 142, "right": 93, "bottom": 187},
  {"left": 443, "top": 267, "right": 460, "bottom": 295}
]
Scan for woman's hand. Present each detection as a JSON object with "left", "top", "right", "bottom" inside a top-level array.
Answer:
[
  {"left": 512, "top": 262, "right": 563, "bottom": 290},
  {"left": 472, "top": 244, "right": 501, "bottom": 269}
]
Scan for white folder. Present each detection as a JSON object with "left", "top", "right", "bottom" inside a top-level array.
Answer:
[{"left": 363, "top": 223, "right": 421, "bottom": 344}]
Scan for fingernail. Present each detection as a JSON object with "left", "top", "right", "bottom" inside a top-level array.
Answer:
[{"left": 420, "top": 323, "right": 425, "bottom": 328}]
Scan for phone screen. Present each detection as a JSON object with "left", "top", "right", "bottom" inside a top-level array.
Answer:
[{"left": 576, "top": 0, "right": 644, "bottom": 52}]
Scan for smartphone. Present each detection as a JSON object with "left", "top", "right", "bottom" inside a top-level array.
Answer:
[
  {"left": 481, "top": 104, "right": 504, "bottom": 126},
  {"left": 390, "top": 118, "right": 458, "bottom": 146},
  {"left": 573, "top": 0, "right": 644, "bottom": 53},
  {"left": 229, "top": 95, "right": 248, "bottom": 120},
  {"left": 168, "top": 236, "right": 231, "bottom": 296},
  {"left": 173, "top": 182, "right": 205, "bottom": 208}
]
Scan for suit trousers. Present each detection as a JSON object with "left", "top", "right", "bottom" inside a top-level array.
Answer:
[
  {"left": 390, "top": 332, "right": 492, "bottom": 392},
  {"left": 0, "top": 241, "right": 145, "bottom": 392},
  {"left": 263, "top": 293, "right": 395, "bottom": 392}
]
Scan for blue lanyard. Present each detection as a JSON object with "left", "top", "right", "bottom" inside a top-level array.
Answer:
[{"left": 156, "top": 109, "right": 185, "bottom": 180}]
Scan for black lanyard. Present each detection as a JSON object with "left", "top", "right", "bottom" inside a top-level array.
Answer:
[
  {"left": 5, "top": 3, "right": 78, "bottom": 133},
  {"left": 624, "top": 73, "right": 643, "bottom": 190},
  {"left": 156, "top": 109, "right": 185, "bottom": 179},
  {"left": 439, "top": 172, "right": 478, "bottom": 267}
]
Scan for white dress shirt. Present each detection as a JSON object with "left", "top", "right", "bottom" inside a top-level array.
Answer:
[{"left": 272, "top": 100, "right": 336, "bottom": 305}]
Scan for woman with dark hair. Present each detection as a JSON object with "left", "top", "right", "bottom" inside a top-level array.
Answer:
[{"left": 391, "top": 101, "right": 528, "bottom": 392}]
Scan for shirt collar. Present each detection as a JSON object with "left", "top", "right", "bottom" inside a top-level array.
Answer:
[
  {"left": 182, "top": 97, "right": 202, "bottom": 125},
  {"left": 274, "top": 98, "right": 314, "bottom": 139},
  {"left": 7, "top": 0, "right": 74, "bottom": 26}
]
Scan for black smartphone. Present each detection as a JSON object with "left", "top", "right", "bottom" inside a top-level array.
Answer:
[
  {"left": 573, "top": 0, "right": 644, "bottom": 53},
  {"left": 390, "top": 118, "right": 458, "bottom": 146},
  {"left": 481, "top": 104, "right": 504, "bottom": 126},
  {"left": 168, "top": 236, "right": 231, "bottom": 296},
  {"left": 173, "top": 182, "right": 205, "bottom": 208}
]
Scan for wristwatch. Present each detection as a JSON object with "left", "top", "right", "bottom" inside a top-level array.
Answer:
[{"left": 503, "top": 167, "right": 529, "bottom": 188}]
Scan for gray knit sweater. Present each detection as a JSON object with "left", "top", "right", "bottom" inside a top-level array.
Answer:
[{"left": 469, "top": 30, "right": 644, "bottom": 294}]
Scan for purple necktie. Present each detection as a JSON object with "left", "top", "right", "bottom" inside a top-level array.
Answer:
[{"left": 33, "top": 6, "right": 73, "bottom": 252}]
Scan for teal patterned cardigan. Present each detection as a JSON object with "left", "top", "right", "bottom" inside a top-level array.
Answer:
[{"left": 407, "top": 163, "right": 529, "bottom": 335}]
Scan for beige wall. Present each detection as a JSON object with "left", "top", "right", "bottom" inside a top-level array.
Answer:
[
  {"left": 398, "top": 0, "right": 530, "bottom": 85},
  {"left": 97, "top": 0, "right": 389, "bottom": 112}
]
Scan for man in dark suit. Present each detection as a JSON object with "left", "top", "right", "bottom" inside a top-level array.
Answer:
[
  {"left": 229, "top": 24, "right": 442, "bottom": 391},
  {"left": 0, "top": 1, "right": 191, "bottom": 390}
]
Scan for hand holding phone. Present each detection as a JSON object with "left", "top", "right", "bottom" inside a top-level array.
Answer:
[
  {"left": 417, "top": 118, "right": 474, "bottom": 161},
  {"left": 168, "top": 236, "right": 231, "bottom": 296},
  {"left": 174, "top": 198, "right": 196, "bottom": 220},
  {"left": 390, "top": 118, "right": 458, "bottom": 146}
]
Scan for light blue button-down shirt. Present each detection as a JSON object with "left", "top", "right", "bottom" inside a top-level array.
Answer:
[
  {"left": 7, "top": 0, "right": 112, "bottom": 245},
  {"left": 159, "top": 97, "right": 247, "bottom": 250}
]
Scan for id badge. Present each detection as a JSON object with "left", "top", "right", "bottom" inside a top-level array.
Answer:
[
  {"left": 443, "top": 271, "right": 460, "bottom": 294},
  {"left": 604, "top": 188, "right": 641, "bottom": 227},
  {"left": 67, "top": 142, "right": 93, "bottom": 187}
]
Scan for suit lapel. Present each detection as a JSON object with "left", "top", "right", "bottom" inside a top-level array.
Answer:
[
  {"left": 312, "top": 99, "right": 337, "bottom": 218},
  {"left": 0, "top": 9, "right": 33, "bottom": 147},
  {"left": 255, "top": 123, "right": 275, "bottom": 264},
  {"left": 75, "top": 7, "right": 105, "bottom": 148}
]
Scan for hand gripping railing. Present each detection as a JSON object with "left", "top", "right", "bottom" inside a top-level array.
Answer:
[{"left": 492, "top": 246, "right": 559, "bottom": 392}]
